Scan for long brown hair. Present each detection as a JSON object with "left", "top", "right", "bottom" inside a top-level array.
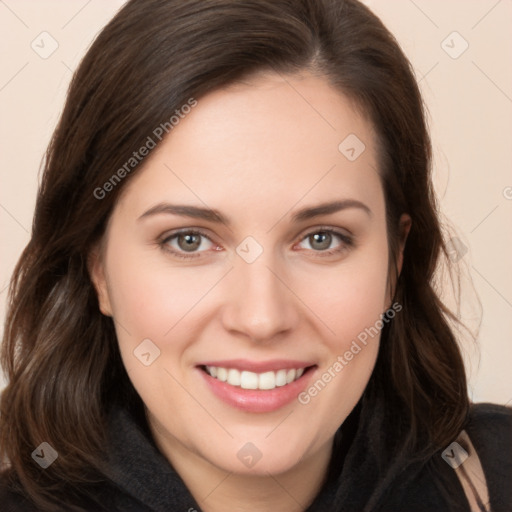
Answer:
[{"left": 1, "top": 0, "right": 470, "bottom": 509}]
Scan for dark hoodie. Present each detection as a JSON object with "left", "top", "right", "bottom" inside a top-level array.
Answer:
[{"left": 1, "top": 393, "right": 511, "bottom": 512}]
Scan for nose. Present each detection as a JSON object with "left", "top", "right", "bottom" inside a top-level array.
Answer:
[{"left": 220, "top": 255, "right": 300, "bottom": 343}]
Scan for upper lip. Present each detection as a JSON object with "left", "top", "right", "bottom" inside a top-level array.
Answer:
[{"left": 197, "top": 359, "right": 316, "bottom": 373}]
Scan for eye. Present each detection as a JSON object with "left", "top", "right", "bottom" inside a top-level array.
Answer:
[
  {"left": 296, "top": 228, "right": 354, "bottom": 257},
  {"left": 160, "top": 229, "right": 217, "bottom": 259},
  {"left": 159, "top": 227, "right": 354, "bottom": 261}
]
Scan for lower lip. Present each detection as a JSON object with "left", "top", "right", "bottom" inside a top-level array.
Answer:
[{"left": 198, "top": 367, "right": 315, "bottom": 413}]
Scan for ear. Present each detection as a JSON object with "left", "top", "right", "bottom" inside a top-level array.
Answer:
[
  {"left": 87, "top": 243, "right": 113, "bottom": 317},
  {"left": 385, "top": 213, "right": 412, "bottom": 309},
  {"left": 396, "top": 213, "right": 412, "bottom": 276}
]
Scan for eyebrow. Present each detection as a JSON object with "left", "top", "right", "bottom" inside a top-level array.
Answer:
[
  {"left": 138, "top": 203, "right": 228, "bottom": 224},
  {"left": 138, "top": 199, "right": 372, "bottom": 225},
  {"left": 292, "top": 199, "right": 371, "bottom": 221}
]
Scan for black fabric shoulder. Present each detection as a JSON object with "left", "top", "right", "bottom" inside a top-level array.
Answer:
[{"left": 465, "top": 402, "right": 512, "bottom": 512}]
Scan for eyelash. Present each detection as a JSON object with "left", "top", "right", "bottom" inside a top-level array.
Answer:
[{"left": 159, "top": 226, "right": 354, "bottom": 260}]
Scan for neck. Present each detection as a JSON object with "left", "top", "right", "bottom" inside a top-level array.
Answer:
[{"left": 148, "top": 417, "right": 334, "bottom": 512}]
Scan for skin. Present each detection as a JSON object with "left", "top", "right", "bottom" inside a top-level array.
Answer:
[{"left": 90, "top": 71, "right": 410, "bottom": 512}]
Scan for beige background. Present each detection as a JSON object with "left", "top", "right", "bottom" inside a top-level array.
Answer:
[{"left": 1, "top": 0, "right": 511, "bottom": 404}]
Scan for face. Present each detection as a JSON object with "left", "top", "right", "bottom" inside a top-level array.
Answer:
[{"left": 90, "top": 71, "right": 406, "bottom": 477}]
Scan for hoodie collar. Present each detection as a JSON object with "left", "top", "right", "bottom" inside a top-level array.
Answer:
[{"left": 102, "top": 388, "right": 422, "bottom": 512}]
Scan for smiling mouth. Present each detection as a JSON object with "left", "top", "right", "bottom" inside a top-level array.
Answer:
[{"left": 200, "top": 365, "right": 315, "bottom": 391}]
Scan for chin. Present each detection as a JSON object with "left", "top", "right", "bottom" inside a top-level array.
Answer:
[{"left": 199, "top": 435, "right": 315, "bottom": 476}]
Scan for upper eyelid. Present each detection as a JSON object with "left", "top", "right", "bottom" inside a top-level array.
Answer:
[
  {"left": 161, "top": 226, "right": 352, "bottom": 251},
  {"left": 302, "top": 225, "right": 353, "bottom": 238},
  {"left": 161, "top": 227, "right": 214, "bottom": 242}
]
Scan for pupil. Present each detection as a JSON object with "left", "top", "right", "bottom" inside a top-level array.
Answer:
[
  {"left": 179, "top": 233, "right": 200, "bottom": 251},
  {"left": 311, "top": 232, "right": 331, "bottom": 250}
]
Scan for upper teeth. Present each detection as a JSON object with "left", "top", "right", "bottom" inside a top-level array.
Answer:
[{"left": 206, "top": 366, "right": 305, "bottom": 390}]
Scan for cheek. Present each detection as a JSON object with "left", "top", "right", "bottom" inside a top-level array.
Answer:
[
  {"left": 102, "top": 244, "right": 219, "bottom": 411},
  {"left": 294, "top": 250, "right": 388, "bottom": 426},
  {"left": 104, "top": 241, "right": 224, "bottom": 341},
  {"left": 301, "top": 243, "right": 390, "bottom": 347}
]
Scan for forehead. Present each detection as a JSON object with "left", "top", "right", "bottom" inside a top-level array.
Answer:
[{"left": 115, "top": 72, "right": 383, "bottom": 224}]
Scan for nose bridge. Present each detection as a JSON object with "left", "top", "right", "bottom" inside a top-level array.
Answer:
[{"left": 221, "top": 249, "right": 299, "bottom": 341}]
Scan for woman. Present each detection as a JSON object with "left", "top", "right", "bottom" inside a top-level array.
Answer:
[{"left": 1, "top": 0, "right": 510, "bottom": 511}]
